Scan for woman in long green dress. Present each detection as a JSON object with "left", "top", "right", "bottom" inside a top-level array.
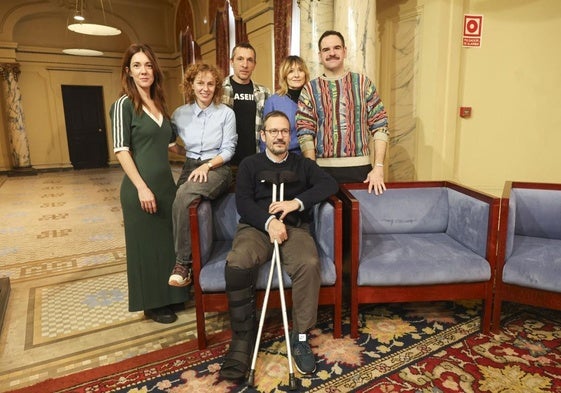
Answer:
[{"left": 110, "top": 43, "right": 188, "bottom": 323}]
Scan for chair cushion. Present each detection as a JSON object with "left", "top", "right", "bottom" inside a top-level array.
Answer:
[
  {"left": 199, "top": 240, "right": 337, "bottom": 293},
  {"left": 357, "top": 233, "right": 491, "bottom": 286},
  {"left": 502, "top": 235, "right": 561, "bottom": 293}
]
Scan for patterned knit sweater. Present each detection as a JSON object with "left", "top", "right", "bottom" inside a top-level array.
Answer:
[{"left": 296, "top": 71, "right": 389, "bottom": 158}]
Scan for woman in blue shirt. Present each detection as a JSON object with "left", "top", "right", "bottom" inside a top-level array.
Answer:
[
  {"left": 262, "top": 56, "right": 310, "bottom": 154},
  {"left": 169, "top": 63, "right": 237, "bottom": 287}
]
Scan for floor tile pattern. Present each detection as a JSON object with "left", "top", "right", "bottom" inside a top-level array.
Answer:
[
  {"left": 32, "top": 271, "right": 139, "bottom": 345},
  {"left": 0, "top": 167, "right": 228, "bottom": 391},
  {"left": 0, "top": 169, "right": 124, "bottom": 279}
]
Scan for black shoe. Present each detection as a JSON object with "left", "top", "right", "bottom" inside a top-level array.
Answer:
[
  {"left": 291, "top": 332, "right": 316, "bottom": 374},
  {"left": 169, "top": 302, "right": 186, "bottom": 312},
  {"left": 144, "top": 306, "right": 177, "bottom": 324}
]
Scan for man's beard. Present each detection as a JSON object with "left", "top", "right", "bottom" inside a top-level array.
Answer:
[{"left": 269, "top": 142, "right": 287, "bottom": 155}]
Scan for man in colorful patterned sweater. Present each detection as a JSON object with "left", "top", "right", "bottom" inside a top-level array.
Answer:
[{"left": 296, "top": 30, "right": 389, "bottom": 195}]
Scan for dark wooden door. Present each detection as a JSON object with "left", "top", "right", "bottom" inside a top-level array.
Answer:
[{"left": 61, "top": 85, "right": 109, "bottom": 169}]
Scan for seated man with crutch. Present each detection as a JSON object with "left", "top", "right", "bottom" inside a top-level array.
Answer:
[{"left": 220, "top": 110, "right": 338, "bottom": 382}]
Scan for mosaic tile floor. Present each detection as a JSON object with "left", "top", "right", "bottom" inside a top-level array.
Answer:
[{"left": 0, "top": 167, "right": 228, "bottom": 391}]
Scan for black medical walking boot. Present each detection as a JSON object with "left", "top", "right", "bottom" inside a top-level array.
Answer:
[{"left": 220, "top": 265, "right": 258, "bottom": 381}]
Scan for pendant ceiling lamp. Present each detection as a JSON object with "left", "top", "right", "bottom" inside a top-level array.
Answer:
[
  {"left": 62, "top": 48, "right": 104, "bottom": 56},
  {"left": 73, "top": 0, "right": 85, "bottom": 21},
  {"left": 67, "top": 0, "right": 121, "bottom": 36},
  {"left": 67, "top": 23, "right": 121, "bottom": 36}
]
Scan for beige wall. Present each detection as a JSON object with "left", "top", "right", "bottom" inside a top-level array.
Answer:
[
  {"left": 378, "top": 0, "right": 561, "bottom": 196},
  {"left": 456, "top": 0, "right": 561, "bottom": 195},
  {"left": 18, "top": 62, "right": 118, "bottom": 170}
]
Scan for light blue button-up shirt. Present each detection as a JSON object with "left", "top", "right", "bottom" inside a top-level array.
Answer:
[{"left": 172, "top": 102, "right": 237, "bottom": 163}]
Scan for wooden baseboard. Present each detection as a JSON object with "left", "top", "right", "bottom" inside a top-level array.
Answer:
[{"left": 0, "top": 277, "right": 10, "bottom": 333}]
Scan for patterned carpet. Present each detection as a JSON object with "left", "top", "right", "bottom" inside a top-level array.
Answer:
[
  {"left": 0, "top": 167, "right": 228, "bottom": 392},
  {"left": 7, "top": 301, "right": 561, "bottom": 393}
]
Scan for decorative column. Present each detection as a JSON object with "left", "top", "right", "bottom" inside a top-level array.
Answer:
[
  {"left": 0, "top": 63, "right": 36, "bottom": 176},
  {"left": 298, "top": 0, "right": 377, "bottom": 81},
  {"left": 332, "top": 1, "right": 387, "bottom": 174},
  {"left": 298, "top": 0, "right": 334, "bottom": 79},
  {"left": 333, "top": 0, "right": 377, "bottom": 81}
]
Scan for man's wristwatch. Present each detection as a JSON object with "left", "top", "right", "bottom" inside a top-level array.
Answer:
[{"left": 206, "top": 161, "right": 213, "bottom": 169}]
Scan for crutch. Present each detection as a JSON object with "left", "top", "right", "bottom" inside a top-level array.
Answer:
[{"left": 248, "top": 170, "right": 297, "bottom": 390}]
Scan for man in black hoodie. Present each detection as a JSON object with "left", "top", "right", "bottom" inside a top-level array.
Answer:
[{"left": 220, "top": 110, "right": 338, "bottom": 381}]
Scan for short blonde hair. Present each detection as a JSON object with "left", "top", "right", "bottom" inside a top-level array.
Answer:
[{"left": 276, "top": 56, "right": 310, "bottom": 96}]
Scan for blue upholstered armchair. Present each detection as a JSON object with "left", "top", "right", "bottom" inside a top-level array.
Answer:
[
  {"left": 340, "top": 181, "right": 500, "bottom": 338},
  {"left": 190, "top": 192, "right": 343, "bottom": 349},
  {"left": 492, "top": 181, "right": 561, "bottom": 332}
]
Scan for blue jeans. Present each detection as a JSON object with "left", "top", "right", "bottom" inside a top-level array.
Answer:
[{"left": 172, "top": 158, "right": 232, "bottom": 264}]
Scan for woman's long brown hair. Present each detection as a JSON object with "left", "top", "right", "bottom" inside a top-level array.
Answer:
[{"left": 119, "top": 43, "right": 170, "bottom": 119}]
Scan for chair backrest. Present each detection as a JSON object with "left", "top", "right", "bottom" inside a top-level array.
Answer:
[
  {"left": 445, "top": 188, "right": 491, "bottom": 258},
  {"left": 350, "top": 187, "right": 449, "bottom": 234},
  {"left": 212, "top": 193, "right": 240, "bottom": 241},
  {"left": 350, "top": 186, "right": 491, "bottom": 259},
  {"left": 312, "top": 201, "right": 335, "bottom": 262},
  {"left": 505, "top": 187, "right": 561, "bottom": 258},
  {"left": 513, "top": 188, "right": 561, "bottom": 239},
  {"left": 196, "top": 193, "right": 239, "bottom": 264}
]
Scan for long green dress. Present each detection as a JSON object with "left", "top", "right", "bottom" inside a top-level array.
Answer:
[{"left": 110, "top": 95, "right": 189, "bottom": 312}]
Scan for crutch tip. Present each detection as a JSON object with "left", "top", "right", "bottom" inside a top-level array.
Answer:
[
  {"left": 247, "top": 370, "right": 256, "bottom": 387},
  {"left": 288, "top": 374, "right": 297, "bottom": 390}
]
